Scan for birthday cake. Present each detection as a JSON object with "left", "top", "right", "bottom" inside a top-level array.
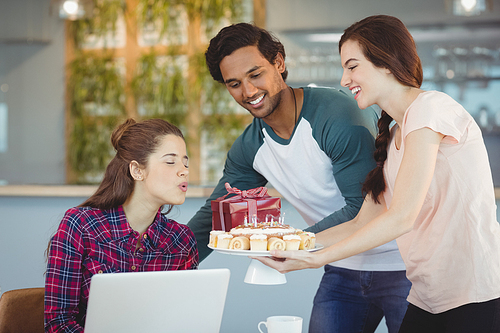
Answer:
[{"left": 209, "top": 221, "right": 315, "bottom": 251}]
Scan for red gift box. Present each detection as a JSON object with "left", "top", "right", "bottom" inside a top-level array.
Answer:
[{"left": 211, "top": 183, "right": 281, "bottom": 231}]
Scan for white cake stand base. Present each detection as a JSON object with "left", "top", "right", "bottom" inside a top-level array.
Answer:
[{"left": 244, "top": 259, "right": 287, "bottom": 285}]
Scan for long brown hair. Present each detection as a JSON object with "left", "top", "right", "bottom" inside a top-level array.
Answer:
[
  {"left": 80, "top": 118, "right": 184, "bottom": 210},
  {"left": 339, "top": 15, "right": 423, "bottom": 203}
]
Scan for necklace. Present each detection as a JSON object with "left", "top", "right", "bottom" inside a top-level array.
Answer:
[{"left": 289, "top": 86, "right": 297, "bottom": 125}]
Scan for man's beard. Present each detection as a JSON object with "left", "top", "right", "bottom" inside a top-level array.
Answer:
[{"left": 247, "top": 88, "right": 284, "bottom": 120}]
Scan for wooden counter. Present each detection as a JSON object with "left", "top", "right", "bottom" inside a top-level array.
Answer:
[
  {"left": 0, "top": 185, "right": 498, "bottom": 199},
  {"left": 0, "top": 185, "right": 283, "bottom": 198}
]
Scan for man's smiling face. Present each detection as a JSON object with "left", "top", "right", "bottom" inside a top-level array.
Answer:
[{"left": 219, "top": 45, "right": 287, "bottom": 119}]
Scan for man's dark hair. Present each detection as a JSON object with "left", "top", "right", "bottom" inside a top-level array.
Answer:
[{"left": 205, "top": 23, "right": 288, "bottom": 83}]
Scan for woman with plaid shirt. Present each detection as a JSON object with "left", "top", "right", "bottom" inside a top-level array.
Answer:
[{"left": 44, "top": 118, "right": 199, "bottom": 332}]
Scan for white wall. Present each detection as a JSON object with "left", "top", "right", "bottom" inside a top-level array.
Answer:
[{"left": 0, "top": 0, "right": 66, "bottom": 185}]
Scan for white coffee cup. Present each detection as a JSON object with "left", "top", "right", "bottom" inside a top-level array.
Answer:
[{"left": 258, "top": 316, "right": 303, "bottom": 333}]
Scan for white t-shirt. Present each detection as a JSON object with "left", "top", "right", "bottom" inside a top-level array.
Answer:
[
  {"left": 256, "top": 120, "right": 405, "bottom": 271},
  {"left": 383, "top": 91, "right": 500, "bottom": 313}
]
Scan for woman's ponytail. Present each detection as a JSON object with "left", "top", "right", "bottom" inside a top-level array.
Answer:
[{"left": 362, "top": 111, "right": 393, "bottom": 203}]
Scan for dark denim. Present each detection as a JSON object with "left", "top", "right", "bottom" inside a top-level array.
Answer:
[{"left": 309, "top": 265, "right": 411, "bottom": 333}]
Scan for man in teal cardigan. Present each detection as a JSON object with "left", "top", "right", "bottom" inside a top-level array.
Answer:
[{"left": 187, "top": 22, "right": 410, "bottom": 333}]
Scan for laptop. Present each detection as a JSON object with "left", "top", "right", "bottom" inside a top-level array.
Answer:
[{"left": 84, "top": 268, "right": 230, "bottom": 333}]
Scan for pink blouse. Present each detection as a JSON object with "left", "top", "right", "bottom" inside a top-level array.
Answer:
[{"left": 383, "top": 91, "right": 500, "bottom": 313}]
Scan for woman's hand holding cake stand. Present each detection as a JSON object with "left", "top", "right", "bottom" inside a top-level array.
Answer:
[
  {"left": 252, "top": 225, "right": 333, "bottom": 274},
  {"left": 251, "top": 248, "right": 324, "bottom": 274}
]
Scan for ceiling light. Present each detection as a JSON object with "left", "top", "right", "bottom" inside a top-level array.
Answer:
[
  {"left": 60, "top": 0, "right": 85, "bottom": 20},
  {"left": 452, "top": 0, "right": 487, "bottom": 16},
  {"left": 52, "top": 0, "right": 92, "bottom": 20},
  {"left": 63, "top": 0, "right": 79, "bottom": 16}
]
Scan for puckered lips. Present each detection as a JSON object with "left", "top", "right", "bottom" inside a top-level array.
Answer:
[{"left": 178, "top": 182, "right": 188, "bottom": 192}]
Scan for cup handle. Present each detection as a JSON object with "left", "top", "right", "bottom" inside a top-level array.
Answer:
[{"left": 258, "top": 321, "right": 267, "bottom": 333}]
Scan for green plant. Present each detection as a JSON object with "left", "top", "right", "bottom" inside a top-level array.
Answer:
[
  {"left": 136, "top": 0, "right": 180, "bottom": 43},
  {"left": 193, "top": 51, "right": 250, "bottom": 151},
  {"left": 185, "top": 0, "right": 243, "bottom": 33},
  {"left": 137, "top": 0, "right": 244, "bottom": 40},
  {"left": 68, "top": 52, "right": 126, "bottom": 183},
  {"left": 134, "top": 0, "right": 249, "bottom": 152},
  {"left": 70, "top": 0, "right": 126, "bottom": 48},
  {"left": 132, "top": 51, "right": 187, "bottom": 127},
  {"left": 66, "top": 0, "right": 249, "bottom": 184}
]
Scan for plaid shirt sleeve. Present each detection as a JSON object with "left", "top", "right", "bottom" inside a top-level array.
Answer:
[{"left": 44, "top": 208, "right": 86, "bottom": 333}]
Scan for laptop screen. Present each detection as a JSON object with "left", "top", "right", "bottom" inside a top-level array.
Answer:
[{"left": 84, "top": 268, "right": 230, "bottom": 333}]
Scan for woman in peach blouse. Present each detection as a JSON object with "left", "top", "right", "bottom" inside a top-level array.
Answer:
[{"left": 255, "top": 15, "right": 500, "bottom": 333}]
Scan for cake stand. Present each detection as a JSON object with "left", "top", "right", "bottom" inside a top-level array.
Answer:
[{"left": 208, "top": 244, "right": 323, "bottom": 285}]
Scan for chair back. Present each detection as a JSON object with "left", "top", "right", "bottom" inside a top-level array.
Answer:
[{"left": 0, "top": 288, "right": 45, "bottom": 333}]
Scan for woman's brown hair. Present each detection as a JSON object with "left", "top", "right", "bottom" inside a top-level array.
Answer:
[
  {"left": 80, "top": 118, "right": 184, "bottom": 210},
  {"left": 339, "top": 15, "right": 423, "bottom": 203}
]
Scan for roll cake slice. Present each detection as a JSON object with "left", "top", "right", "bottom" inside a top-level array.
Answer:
[
  {"left": 267, "top": 237, "right": 286, "bottom": 251},
  {"left": 299, "top": 232, "right": 316, "bottom": 250},
  {"left": 229, "top": 236, "right": 250, "bottom": 250}
]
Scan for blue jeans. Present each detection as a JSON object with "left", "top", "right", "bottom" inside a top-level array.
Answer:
[{"left": 309, "top": 266, "right": 411, "bottom": 333}]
